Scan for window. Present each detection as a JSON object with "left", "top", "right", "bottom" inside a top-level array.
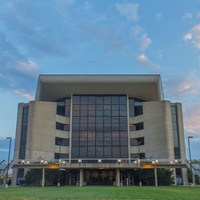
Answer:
[
  {"left": 56, "top": 98, "right": 71, "bottom": 117},
  {"left": 57, "top": 101, "right": 65, "bottom": 116},
  {"left": 130, "top": 137, "right": 144, "bottom": 146},
  {"left": 129, "top": 98, "right": 143, "bottom": 117},
  {"left": 130, "top": 122, "right": 144, "bottom": 131},
  {"left": 56, "top": 122, "right": 70, "bottom": 131},
  {"left": 131, "top": 153, "right": 145, "bottom": 159},
  {"left": 54, "top": 153, "right": 69, "bottom": 159},
  {"left": 55, "top": 137, "right": 69, "bottom": 146}
]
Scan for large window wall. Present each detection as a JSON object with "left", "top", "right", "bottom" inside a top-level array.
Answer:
[
  {"left": 71, "top": 95, "right": 128, "bottom": 159},
  {"left": 171, "top": 106, "right": 180, "bottom": 159},
  {"left": 19, "top": 106, "right": 29, "bottom": 159}
]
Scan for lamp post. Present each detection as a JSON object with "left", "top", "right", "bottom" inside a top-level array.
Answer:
[
  {"left": 5, "top": 137, "right": 12, "bottom": 188},
  {"left": 137, "top": 139, "right": 142, "bottom": 186},
  {"left": 57, "top": 138, "right": 62, "bottom": 187}
]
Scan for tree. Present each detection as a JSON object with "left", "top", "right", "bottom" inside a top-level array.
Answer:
[
  {"left": 134, "top": 168, "right": 174, "bottom": 186},
  {"left": 0, "top": 176, "right": 4, "bottom": 185},
  {"left": 24, "top": 169, "right": 58, "bottom": 186},
  {"left": 24, "top": 169, "right": 42, "bottom": 185},
  {"left": 187, "top": 169, "right": 200, "bottom": 185},
  {"left": 157, "top": 169, "right": 174, "bottom": 186}
]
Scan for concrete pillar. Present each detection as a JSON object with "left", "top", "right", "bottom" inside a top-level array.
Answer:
[
  {"left": 154, "top": 168, "right": 158, "bottom": 187},
  {"left": 11, "top": 169, "right": 18, "bottom": 186},
  {"left": 116, "top": 169, "right": 120, "bottom": 186},
  {"left": 79, "top": 169, "right": 84, "bottom": 186},
  {"left": 173, "top": 169, "right": 177, "bottom": 186},
  {"left": 192, "top": 173, "right": 196, "bottom": 186},
  {"left": 42, "top": 168, "right": 45, "bottom": 187},
  {"left": 181, "top": 168, "right": 188, "bottom": 186}
]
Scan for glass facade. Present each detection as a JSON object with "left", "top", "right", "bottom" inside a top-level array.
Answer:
[
  {"left": 71, "top": 95, "right": 128, "bottom": 159},
  {"left": 19, "top": 106, "right": 29, "bottom": 159},
  {"left": 171, "top": 106, "right": 180, "bottom": 159}
]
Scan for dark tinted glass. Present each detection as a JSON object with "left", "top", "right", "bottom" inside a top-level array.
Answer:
[{"left": 71, "top": 95, "right": 128, "bottom": 158}]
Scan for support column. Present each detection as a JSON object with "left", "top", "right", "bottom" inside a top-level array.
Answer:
[
  {"left": 192, "top": 173, "right": 196, "bottom": 186},
  {"left": 173, "top": 169, "right": 177, "bottom": 186},
  {"left": 182, "top": 168, "right": 188, "bottom": 186},
  {"left": 79, "top": 169, "right": 84, "bottom": 187},
  {"left": 154, "top": 168, "right": 158, "bottom": 187},
  {"left": 42, "top": 168, "right": 45, "bottom": 187},
  {"left": 116, "top": 169, "right": 120, "bottom": 186}
]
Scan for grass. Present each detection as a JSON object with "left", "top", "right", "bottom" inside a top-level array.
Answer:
[{"left": 0, "top": 186, "right": 200, "bottom": 200}]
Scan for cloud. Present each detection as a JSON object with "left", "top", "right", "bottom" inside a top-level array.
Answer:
[
  {"left": 12, "top": 89, "right": 34, "bottom": 100},
  {"left": 139, "top": 34, "right": 152, "bottom": 50},
  {"left": 56, "top": 0, "right": 75, "bottom": 5},
  {"left": 131, "top": 25, "right": 143, "bottom": 35},
  {"left": 164, "top": 72, "right": 200, "bottom": 136},
  {"left": 136, "top": 53, "right": 159, "bottom": 71},
  {"left": 136, "top": 53, "right": 148, "bottom": 64},
  {"left": 184, "top": 33, "right": 192, "bottom": 40},
  {"left": 183, "top": 24, "right": 200, "bottom": 49},
  {"left": 197, "top": 12, "right": 200, "bottom": 19},
  {"left": 116, "top": 3, "right": 139, "bottom": 22},
  {"left": 83, "top": 1, "right": 92, "bottom": 10},
  {"left": 182, "top": 12, "right": 193, "bottom": 20},
  {"left": 155, "top": 12, "right": 162, "bottom": 21},
  {"left": 14, "top": 60, "right": 38, "bottom": 77},
  {"left": 164, "top": 72, "right": 200, "bottom": 100},
  {"left": 184, "top": 103, "right": 200, "bottom": 135}
]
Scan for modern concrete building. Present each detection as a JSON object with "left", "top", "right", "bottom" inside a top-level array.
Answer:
[{"left": 12, "top": 74, "right": 188, "bottom": 186}]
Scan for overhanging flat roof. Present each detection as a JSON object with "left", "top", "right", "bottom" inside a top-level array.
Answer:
[{"left": 35, "top": 74, "right": 164, "bottom": 101}]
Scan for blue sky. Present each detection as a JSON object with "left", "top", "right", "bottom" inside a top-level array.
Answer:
[{"left": 0, "top": 0, "right": 200, "bottom": 160}]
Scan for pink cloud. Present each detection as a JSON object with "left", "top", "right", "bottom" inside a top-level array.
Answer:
[
  {"left": 184, "top": 104, "right": 200, "bottom": 135},
  {"left": 184, "top": 24, "right": 200, "bottom": 49},
  {"left": 12, "top": 89, "right": 34, "bottom": 100}
]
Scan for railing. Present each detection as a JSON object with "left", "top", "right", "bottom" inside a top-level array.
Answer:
[
  {"left": 0, "top": 160, "right": 5, "bottom": 165},
  {"left": 12, "top": 158, "right": 186, "bottom": 168},
  {"left": 186, "top": 159, "right": 200, "bottom": 177}
]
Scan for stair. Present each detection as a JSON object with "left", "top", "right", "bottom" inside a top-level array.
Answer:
[{"left": 186, "top": 160, "right": 200, "bottom": 178}]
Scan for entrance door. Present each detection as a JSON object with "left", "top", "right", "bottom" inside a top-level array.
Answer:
[{"left": 84, "top": 169, "right": 115, "bottom": 185}]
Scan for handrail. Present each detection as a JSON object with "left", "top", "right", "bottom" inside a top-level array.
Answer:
[
  {"left": 2, "top": 159, "right": 14, "bottom": 175},
  {"left": 0, "top": 160, "right": 5, "bottom": 165},
  {"left": 186, "top": 159, "right": 200, "bottom": 176}
]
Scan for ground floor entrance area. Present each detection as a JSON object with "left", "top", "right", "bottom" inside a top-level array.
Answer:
[
  {"left": 61, "top": 169, "right": 138, "bottom": 186},
  {"left": 84, "top": 169, "right": 115, "bottom": 185}
]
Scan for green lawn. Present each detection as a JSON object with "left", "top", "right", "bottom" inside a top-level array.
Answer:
[{"left": 0, "top": 186, "right": 199, "bottom": 200}]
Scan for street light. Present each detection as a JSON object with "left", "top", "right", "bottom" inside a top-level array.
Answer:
[
  {"left": 5, "top": 137, "right": 12, "bottom": 188},
  {"left": 57, "top": 138, "right": 63, "bottom": 187},
  {"left": 137, "top": 139, "right": 142, "bottom": 186}
]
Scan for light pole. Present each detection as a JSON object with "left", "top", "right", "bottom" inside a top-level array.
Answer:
[
  {"left": 137, "top": 140, "right": 142, "bottom": 186},
  {"left": 57, "top": 138, "right": 62, "bottom": 187},
  {"left": 5, "top": 137, "right": 12, "bottom": 188}
]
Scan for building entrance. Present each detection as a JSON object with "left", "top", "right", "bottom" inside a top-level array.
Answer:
[{"left": 84, "top": 169, "right": 115, "bottom": 185}]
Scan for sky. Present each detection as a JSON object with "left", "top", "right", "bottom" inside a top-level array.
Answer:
[{"left": 0, "top": 0, "right": 200, "bottom": 160}]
